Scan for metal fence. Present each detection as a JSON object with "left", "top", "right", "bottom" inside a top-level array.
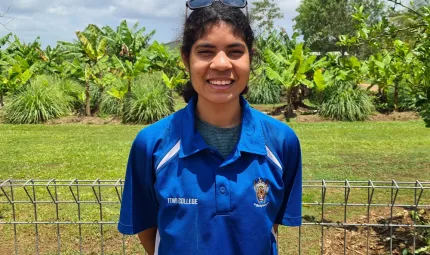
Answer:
[{"left": 0, "top": 179, "right": 429, "bottom": 255}]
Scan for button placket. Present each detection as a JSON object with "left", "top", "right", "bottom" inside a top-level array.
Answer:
[
  {"left": 220, "top": 186, "right": 226, "bottom": 194},
  {"left": 215, "top": 173, "right": 230, "bottom": 214}
]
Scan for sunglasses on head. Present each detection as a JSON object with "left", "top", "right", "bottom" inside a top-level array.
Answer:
[
  {"left": 185, "top": 0, "right": 249, "bottom": 20},
  {"left": 186, "top": 0, "right": 248, "bottom": 10}
]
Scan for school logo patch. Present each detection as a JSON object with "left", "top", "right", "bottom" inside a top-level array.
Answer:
[{"left": 254, "top": 178, "right": 269, "bottom": 208}]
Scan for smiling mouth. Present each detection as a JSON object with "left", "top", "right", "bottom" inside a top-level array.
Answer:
[{"left": 206, "top": 80, "right": 235, "bottom": 86}]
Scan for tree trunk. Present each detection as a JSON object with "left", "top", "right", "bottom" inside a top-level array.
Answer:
[
  {"left": 284, "top": 87, "right": 295, "bottom": 118},
  {"left": 394, "top": 82, "right": 399, "bottom": 112},
  {"left": 127, "top": 79, "right": 132, "bottom": 94},
  {"left": 85, "top": 80, "right": 91, "bottom": 116},
  {"left": 93, "top": 86, "right": 104, "bottom": 115},
  {"left": 0, "top": 90, "right": 4, "bottom": 108}
]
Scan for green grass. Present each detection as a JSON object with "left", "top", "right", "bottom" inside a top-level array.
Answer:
[
  {"left": 0, "top": 120, "right": 429, "bottom": 254},
  {"left": 0, "top": 121, "right": 428, "bottom": 180}
]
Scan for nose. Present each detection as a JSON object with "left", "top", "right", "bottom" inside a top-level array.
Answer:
[{"left": 210, "top": 51, "right": 232, "bottom": 71}]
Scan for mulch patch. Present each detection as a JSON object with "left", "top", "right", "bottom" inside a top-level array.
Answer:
[
  {"left": 46, "top": 116, "right": 122, "bottom": 125},
  {"left": 322, "top": 208, "right": 430, "bottom": 255}
]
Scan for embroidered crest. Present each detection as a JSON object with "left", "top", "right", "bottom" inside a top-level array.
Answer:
[{"left": 254, "top": 178, "right": 270, "bottom": 207}]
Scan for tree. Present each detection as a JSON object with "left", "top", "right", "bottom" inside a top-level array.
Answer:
[
  {"left": 264, "top": 43, "right": 327, "bottom": 117},
  {"left": 0, "top": 35, "right": 44, "bottom": 107},
  {"left": 294, "top": 0, "right": 386, "bottom": 53},
  {"left": 249, "top": 0, "right": 284, "bottom": 35},
  {"left": 0, "top": 33, "right": 11, "bottom": 107},
  {"left": 0, "top": 6, "right": 13, "bottom": 30},
  {"left": 102, "top": 20, "right": 155, "bottom": 63},
  {"left": 60, "top": 24, "right": 108, "bottom": 116},
  {"left": 339, "top": 2, "right": 430, "bottom": 126}
]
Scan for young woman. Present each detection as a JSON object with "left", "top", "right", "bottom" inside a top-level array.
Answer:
[{"left": 118, "top": 1, "right": 302, "bottom": 254}]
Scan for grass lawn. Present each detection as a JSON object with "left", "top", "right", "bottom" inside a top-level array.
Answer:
[
  {"left": 0, "top": 120, "right": 429, "bottom": 254},
  {"left": 0, "top": 121, "right": 428, "bottom": 181}
]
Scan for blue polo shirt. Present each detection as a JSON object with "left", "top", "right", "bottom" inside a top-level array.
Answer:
[{"left": 118, "top": 96, "right": 302, "bottom": 255}]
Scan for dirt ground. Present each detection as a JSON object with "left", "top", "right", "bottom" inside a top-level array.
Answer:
[
  {"left": 321, "top": 208, "right": 430, "bottom": 255},
  {"left": 46, "top": 116, "right": 122, "bottom": 125},
  {"left": 253, "top": 104, "right": 421, "bottom": 123},
  {"left": 44, "top": 110, "right": 421, "bottom": 125},
  {"left": 0, "top": 104, "right": 421, "bottom": 125}
]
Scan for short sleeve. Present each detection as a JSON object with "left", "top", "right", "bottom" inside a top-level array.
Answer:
[
  {"left": 118, "top": 132, "right": 159, "bottom": 235},
  {"left": 275, "top": 134, "right": 302, "bottom": 226}
]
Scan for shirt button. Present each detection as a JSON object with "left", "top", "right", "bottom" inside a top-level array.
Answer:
[{"left": 220, "top": 186, "right": 226, "bottom": 194}]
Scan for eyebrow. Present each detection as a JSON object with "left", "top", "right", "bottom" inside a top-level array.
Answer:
[{"left": 195, "top": 42, "right": 246, "bottom": 50}]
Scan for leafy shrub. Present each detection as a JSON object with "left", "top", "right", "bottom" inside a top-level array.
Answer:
[
  {"left": 100, "top": 93, "right": 122, "bottom": 116},
  {"left": 59, "top": 79, "right": 84, "bottom": 112},
  {"left": 319, "top": 81, "right": 374, "bottom": 121},
  {"left": 5, "top": 75, "right": 72, "bottom": 124},
  {"left": 247, "top": 71, "right": 282, "bottom": 104},
  {"left": 373, "top": 85, "right": 417, "bottom": 113},
  {"left": 122, "top": 73, "right": 173, "bottom": 124},
  {"left": 100, "top": 79, "right": 126, "bottom": 116}
]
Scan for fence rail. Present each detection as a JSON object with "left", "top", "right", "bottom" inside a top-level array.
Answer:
[{"left": 1, "top": 179, "right": 429, "bottom": 254}]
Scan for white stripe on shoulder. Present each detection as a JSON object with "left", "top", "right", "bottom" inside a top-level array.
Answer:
[
  {"left": 266, "top": 146, "right": 282, "bottom": 170},
  {"left": 156, "top": 140, "right": 181, "bottom": 171}
]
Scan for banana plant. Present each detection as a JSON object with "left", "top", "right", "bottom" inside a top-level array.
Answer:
[
  {"left": 111, "top": 54, "right": 151, "bottom": 93},
  {"left": 103, "top": 20, "right": 155, "bottom": 63},
  {"left": 367, "top": 41, "right": 413, "bottom": 111},
  {"left": 0, "top": 32, "right": 11, "bottom": 107},
  {"left": 143, "top": 42, "right": 181, "bottom": 76},
  {"left": 1, "top": 55, "right": 41, "bottom": 92},
  {"left": 60, "top": 24, "right": 108, "bottom": 115},
  {"left": 161, "top": 71, "right": 187, "bottom": 90},
  {"left": 264, "top": 43, "right": 327, "bottom": 116},
  {"left": 39, "top": 45, "right": 68, "bottom": 76},
  {"left": 8, "top": 35, "right": 44, "bottom": 67},
  {"left": 161, "top": 71, "right": 188, "bottom": 111}
]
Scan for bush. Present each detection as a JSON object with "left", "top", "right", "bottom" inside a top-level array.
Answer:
[
  {"left": 59, "top": 79, "right": 84, "bottom": 112},
  {"left": 122, "top": 73, "right": 173, "bottom": 124},
  {"left": 100, "top": 93, "right": 122, "bottom": 116},
  {"left": 100, "top": 80, "right": 126, "bottom": 116},
  {"left": 247, "top": 71, "right": 282, "bottom": 104},
  {"left": 373, "top": 85, "right": 417, "bottom": 113},
  {"left": 5, "top": 76, "right": 72, "bottom": 124},
  {"left": 319, "top": 82, "right": 374, "bottom": 121}
]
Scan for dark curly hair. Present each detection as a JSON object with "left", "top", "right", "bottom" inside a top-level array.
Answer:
[{"left": 181, "top": 2, "right": 255, "bottom": 103}]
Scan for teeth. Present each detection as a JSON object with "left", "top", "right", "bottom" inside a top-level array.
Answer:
[{"left": 208, "top": 80, "right": 233, "bottom": 85}]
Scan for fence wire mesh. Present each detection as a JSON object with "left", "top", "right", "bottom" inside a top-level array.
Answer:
[{"left": 0, "top": 179, "right": 429, "bottom": 255}]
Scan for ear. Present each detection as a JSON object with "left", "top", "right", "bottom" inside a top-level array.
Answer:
[{"left": 181, "top": 52, "right": 190, "bottom": 73}]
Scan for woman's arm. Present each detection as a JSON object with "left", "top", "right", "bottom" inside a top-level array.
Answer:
[
  {"left": 137, "top": 227, "right": 157, "bottom": 255},
  {"left": 273, "top": 224, "right": 279, "bottom": 234}
]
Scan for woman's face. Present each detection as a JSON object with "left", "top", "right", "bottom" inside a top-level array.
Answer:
[{"left": 184, "top": 22, "right": 251, "bottom": 105}]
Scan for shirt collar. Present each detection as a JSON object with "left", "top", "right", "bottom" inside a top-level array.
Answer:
[{"left": 179, "top": 96, "right": 267, "bottom": 158}]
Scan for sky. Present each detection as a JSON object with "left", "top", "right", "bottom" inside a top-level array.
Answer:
[{"left": 0, "top": 0, "right": 301, "bottom": 48}]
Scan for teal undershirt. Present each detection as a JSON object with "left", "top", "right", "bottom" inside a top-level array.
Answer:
[{"left": 195, "top": 117, "right": 241, "bottom": 159}]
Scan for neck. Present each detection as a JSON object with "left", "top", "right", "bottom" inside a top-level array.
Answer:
[{"left": 196, "top": 96, "right": 242, "bottom": 128}]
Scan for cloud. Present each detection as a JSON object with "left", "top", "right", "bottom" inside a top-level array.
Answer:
[
  {"left": 0, "top": 0, "right": 302, "bottom": 47},
  {"left": 111, "top": 0, "right": 184, "bottom": 20}
]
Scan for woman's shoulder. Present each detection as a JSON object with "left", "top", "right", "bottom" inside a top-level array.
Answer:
[
  {"left": 250, "top": 108, "right": 298, "bottom": 141},
  {"left": 133, "top": 109, "right": 184, "bottom": 149}
]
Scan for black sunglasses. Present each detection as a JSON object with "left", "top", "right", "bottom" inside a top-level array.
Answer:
[
  {"left": 185, "top": 0, "right": 248, "bottom": 18},
  {"left": 186, "top": 0, "right": 247, "bottom": 9}
]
